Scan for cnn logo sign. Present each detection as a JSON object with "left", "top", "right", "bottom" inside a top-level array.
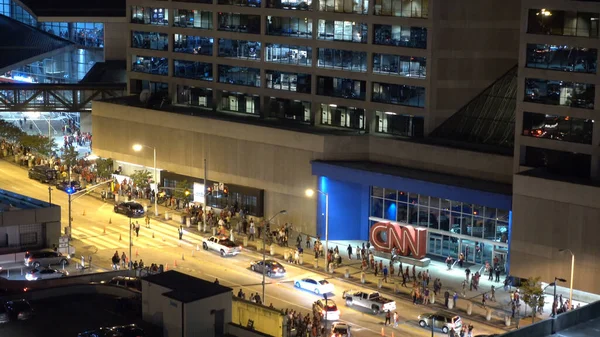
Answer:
[{"left": 369, "top": 222, "right": 428, "bottom": 259}]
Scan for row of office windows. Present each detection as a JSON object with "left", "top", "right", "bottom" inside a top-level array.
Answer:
[
  {"left": 129, "top": 9, "right": 428, "bottom": 48},
  {"left": 526, "top": 44, "right": 597, "bottom": 74},
  {"left": 128, "top": 0, "right": 428, "bottom": 17},
  {"left": 522, "top": 111, "right": 593, "bottom": 145},
  {"left": 146, "top": 82, "right": 426, "bottom": 135},
  {"left": 131, "top": 34, "right": 426, "bottom": 78},
  {"left": 39, "top": 22, "right": 105, "bottom": 49},
  {"left": 524, "top": 78, "right": 595, "bottom": 109},
  {"left": 131, "top": 59, "right": 426, "bottom": 107},
  {"left": 527, "top": 8, "right": 600, "bottom": 38}
]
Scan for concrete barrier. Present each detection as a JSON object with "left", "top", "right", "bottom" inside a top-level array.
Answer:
[
  {"left": 0, "top": 269, "right": 134, "bottom": 292},
  {"left": 466, "top": 301, "right": 473, "bottom": 315},
  {"left": 1, "top": 283, "right": 139, "bottom": 303}
]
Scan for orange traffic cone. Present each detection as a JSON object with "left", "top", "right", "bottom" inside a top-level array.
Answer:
[
  {"left": 391, "top": 332, "right": 394, "bottom": 337},
  {"left": 381, "top": 327, "right": 384, "bottom": 336},
  {"left": 165, "top": 264, "right": 169, "bottom": 271},
  {"left": 108, "top": 218, "right": 112, "bottom": 224},
  {"left": 119, "top": 234, "right": 122, "bottom": 241},
  {"left": 103, "top": 226, "right": 106, "bottom": 234},
  {"left": 174, "top": 260, "right": 178, "bottom": 267}
]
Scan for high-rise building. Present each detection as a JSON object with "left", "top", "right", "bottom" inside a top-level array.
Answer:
[{"left": 511, "top": 0, "right": 600, "bottom": 295}]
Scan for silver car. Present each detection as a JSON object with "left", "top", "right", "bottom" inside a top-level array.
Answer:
[
  {"left": 250, "top": 259, "right": 286, "bottom": 277},
  {"left": 25, "top": 268, "right": 68, "bottom": 281},
  {"left": 418, "top": 312, "right": 462, "bottom": 334},
  {"left": 24, "top": 249, "right": 69, "bottom": 268}
]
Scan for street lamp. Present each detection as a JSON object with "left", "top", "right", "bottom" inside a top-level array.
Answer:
[
  {"left": 262, "top": 210, "right": 287, "bottom": 303},
  {"left": 559, "top": 248, "right": 575, "bottom": 310},
  {"left": 305, "top": 188, "right": 329, "bottom": 261},
  {"left": 132, "top": 144, "right": 158, "bottom": 217}
]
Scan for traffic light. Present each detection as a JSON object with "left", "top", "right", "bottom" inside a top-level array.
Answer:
[
  {"left": 206, "top": 186, "right": 212, "bottom": 196},
  {"left": 184, "top": 189, "right": 190, "bottom": 197}
]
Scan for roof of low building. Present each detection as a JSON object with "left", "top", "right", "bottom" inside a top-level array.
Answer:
[
  {"left": 0, "top": 15, "right": 73, "bottom": 72},
  {"left": 0, "top": 188, "right": 53, "bottom": 210},
  {"left": 143, "top": 270, "right": 232, "bottom": 303},
  {"left": 18, "top": 0, "right": 126, "bottom": 17}
]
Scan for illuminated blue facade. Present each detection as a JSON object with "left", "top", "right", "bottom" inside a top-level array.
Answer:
[{"left": 311, "top": 161, "right": 513, "bottom": 270}]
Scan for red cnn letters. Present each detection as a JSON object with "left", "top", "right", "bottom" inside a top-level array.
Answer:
[{"left": 369, "top": 222, "right": 427, "bottom": 259}]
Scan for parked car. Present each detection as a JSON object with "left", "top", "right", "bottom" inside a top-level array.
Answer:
[
  {"left": 342, "top": 290, "right": 396, "bottom": 314},
  {"left": 294, "top": 278, "right": 334, "bottom": 295},
  {"left": 102, "top": 276, "right": 142, "bottom": 291},
  {"left": 114, "top": 201, "right": 145, "bottom": 218},
  {"left": 4, "top": 299, "right": 34, "bottom": 321},
  {"left": 56, "top": 180, "right": 83, "bottom": 193},
  {"left": 28, "top": 165, "right": 57, "bottom": 183},
  {"left": 418, "top": 312, "right": 462, "bottom": 334},
  {"left": 331, "top": 322, "right": 351, "bottom": 337},
  {"left": 24, "top": 249, "right": 70, "bottom": 268},
  {"left": 250, "top": 259, "right": 286, "bottom": 277},
  {"left": 202, "top": 236, "right": 242, "bottom": 257},
  {"left": 313, "top": 299, "right": 340, "bottom": 321},
  {"left": 25, "top": 268, "right": 68, "bottom": 281},
  {"left": 78, "top": 324, "right": 145, "bottom": 337}
]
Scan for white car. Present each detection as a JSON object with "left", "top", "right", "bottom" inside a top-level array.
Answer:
[
  {"left": 202, "top": 236, "right": 242, "bottom": 257},
  {"left": 25, "top": 268, "right": 68, "bottom": 281},
  {"left": 294, "top": 278, "right": 334, "bottom": 295},
  {"left": 331, "top": 322, "right": 351, "bottom": 337}
]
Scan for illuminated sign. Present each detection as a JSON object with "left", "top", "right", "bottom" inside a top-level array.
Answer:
[
  {"left": 369, "top": 222, "right": 427, "bottom": 259},
  {"left": 193, "top": 183, "right": 205, "bottom": 204}
]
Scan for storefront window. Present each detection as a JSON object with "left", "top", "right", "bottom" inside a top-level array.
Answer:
[
  {"left": 132, "top": 31, "right": 168, "bottom": 51},
  {"left": 318, "top": 49, "right": 367, "bottom": 72},
  {"left": 266, "top": 97, "right": 312, "bottom": 123},
  {"left": 266, "top": 16, "right": 313, "bottom": 38},
  {"left": 174, "top": 35, "right": 213, "bottom": 56},
  {"left": 218, "top": 39, "right": 261, "bottom": 60},
  {"left": 173, "top": 9, "right": 213, "bottom": 29},
  {"left": 372, "top": 82, "right": 426, "bottom": 107},
  {"left": 317, "top": 20, "right": 368, "bottom": 43},
  {"left": 267, "top": 0, "right": 312, "bottom": 10},
  {"left": 319, "top": 0, "right": 368, "bottom": 14},
  {"left": 373, "top": 24, "right": 427, "bottom": 49},
  {"left": 522, "top": 112, "right": 593, "bottom": 144},
  {"left": 373, "top": 53, "right": 426, "bottom": 78},
  {"left": 218, "top": 13, "right": 261, "bottom": 34},
  {"left": 265, "top": 44, "right": 312, "bottom": 66},
  {"left": 526, "top": 44, "right": 597, "bottom": 74},
  {"left": 524, "top": 78, "right": 595, "bottom": 109},
  {"left": 174, "top": 60, "right": 213, "bottom": 81},
  {"left": 131, "top": 55, "right": 168, "bottom": 76},
  {"left": 317, "top": 76, "right": 366, "bottom": 100},
  {"left": 266, "top": 71, "right": 311, "bottom": 93},
  {"left": 218, "top": 65, "right": 261, "bottom": 87},
  {"left": 373, "top": 0, "right": 428, "bottom": 18},
  {"left": 219, "top": 91, "right": 260, "bottom": 115},
  {"left": 320, "top": 104, "right": 365, "bottom": 129}
]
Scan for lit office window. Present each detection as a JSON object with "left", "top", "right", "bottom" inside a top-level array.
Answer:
[
  {"left": 266, "top": 16, "right": 312, "bottom": 38},
  {"left": 525, "top": 44, "right": 597, "bottom": 74},
  {"left": 319, "top": 0, "right": 368, "bottom": 15},
  {"left": 373, "top": 24, "right": 427, "bottom": 49},
  {"left": 317, "top": 48, "right": 366, "bottom": 72},
  {"left": 320, "top": 104, "right": 365, "bottom": 129},
  {"left": 173, "top": 9, "right": 212, "bottom": 29},
  {"left": 524, "top": 78, "right": 595, "bottom": 109},
  {"left": 264, "top": 44, "right": 312, "bottom": 66},
  {"left": 131, "top": 55, "right": 169, "bottom": 76},
  {"left": 373, "top": 0, "right": 428, "bottom": 18},
  {"left": 317, "top": 20, "right": 367, "bottom": 43},
  {"left": 372, "top": 82, "right": 425, "bottom": 107},
  {"left": 177, "top": 85, "right": 213, "bottom": 108},
  {"left": 522, "top": 112, "right": 593, "bottom": 145},
  {"left": 218, "top": 39, "right": 261, "bottom": 60},
  {"left": 218, "top": 65, "right": 261, "bottom": 87},
  {"left": 132, "top": 31, "right": 168, "bottom": 51},
  {"left": 219, "top": 91, "right": 260, "bottom": 115},
  {"left": 219, "top": 0, "right": 261, "bottom": 7},
  {"left": 267, "top": 0, "right": 311, "bottom": 10},
  {"left": 265, "top": 70, "right": 311, "bottom": 93},
  {"left": 174, "top": 60, "right": 213, "bottom": 81},
  {"left": 373, "top": 53, "right": 426, "bottom": 78},
  {"left": 527, "top": 9, "right": 599, "bottom": 38},
  {"left": 131, "top": 7, "right": 169, "bottom": 26},
  {"left": 174, "top": 35, "right": 213, "bottom": 56},
  {"left": 267, "top": 98, "right": 311, "bottom": 123}
]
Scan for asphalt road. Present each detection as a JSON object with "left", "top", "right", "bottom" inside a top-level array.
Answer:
[{"left": 0, "top": 160, "right": 506, "bottom": 337}]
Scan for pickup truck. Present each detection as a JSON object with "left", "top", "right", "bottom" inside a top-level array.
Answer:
[
  {"left": 202, "top": 236, "right": 242, "bottom": 257},
  {"left": 342, "top": 290, "right": 396, "bottom": 314}
]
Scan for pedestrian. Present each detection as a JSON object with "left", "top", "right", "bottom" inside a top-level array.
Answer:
[
  {"left": 385, "top": 310, "right": 391, "bottom": 325},
  {"left": 347, "top": 244, "right": 352, "bottom": 260},
  {"left": 80, "top": 255, "right": 85, "bottom": 269},
  {"left": 444, "top": 290, "right": 450, "bottom": 307},
  {"left": 88, "top": 255, "right": 92, "bottom": 267},
  {"left": 121, "top": 252, "right": 127, "bottom": 269},
  {"left": 249, "top": 223, "right": 255, "bottom": 241},
  {"left": 491, "top": 285, "right": 496, "bottom": 302},
  {"left": 453, "top": 292, "right": 458, "bottom": 308},
  {"left": 178, "top": 225, "right": 184, "bottom": 240},
  {"left": 135, "top": 221, "right": 140, "bottom": 237},
  {"left": 495, "top": 267, "right": 501, "bottom": 283},
  {"left": 383, "top": 265, "right": 388, "bottom": 283},
  {"left": 393, "top": 311, "right": 399, "bottom": 327},
  {"left": 482, "top": 293, "right": 487, "bottom": 308},
  {"left": 145, "top": 214, "right": 151, "bottom": 228}
]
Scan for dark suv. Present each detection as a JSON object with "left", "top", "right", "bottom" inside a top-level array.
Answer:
[
  {"left": 24, "top": 249, "right": 69, "bottom": 268},
  {"left": 28, "top": 166, "right": 57, "bottom": 183}
]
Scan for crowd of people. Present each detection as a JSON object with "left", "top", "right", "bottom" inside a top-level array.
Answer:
[{"left": 109, "top": 250, "right": 162, "bottom": 274}]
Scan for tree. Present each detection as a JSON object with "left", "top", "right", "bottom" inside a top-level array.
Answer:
[
  {"left": 95, "top": 158, "right": 114, "bottom": 179},
  {"left": 0, "top": 120, "right": 24, "bottom": 143},
  {"left": 520, "top": 277, "right": 545, "bottom": 320},
  {"left": 61, "top": 145, "right": 78, "bottom": 170},
  {"left": 130, "top": 170, "right": 152, "bottom": 189},
  {"left": 174, "top": 180, "right": 192, "bottom": 200},
  {"left": 19, "top": 134, "right": 55, "bottom": 158}
]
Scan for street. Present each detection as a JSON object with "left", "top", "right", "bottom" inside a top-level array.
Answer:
[{"left": 0, "top": 159, "right": 506, "bottom": 337}]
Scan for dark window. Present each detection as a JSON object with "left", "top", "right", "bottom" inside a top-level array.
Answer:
[
  {"left": 131, "top": 31, "right": 168, "bottom": 51},
  {"left": 523, "top": 146, "right": 591, "bottom": 178},
  {"left": 173, "top": 35, "right": 213, "bottom": 56},
  {"left": 373, "top": 24, "right": 427, "bottom": 49},
  {"left": 526, "top": 44, "right": 597, "bottom": 73},
  {"left": 524, "top": 78, "right": 595, "bottom": 109},
  {"left": 316, "top": 76, "right": 366, "bottom": 100},
  {"left": 265, "top": 71, "right": 311, "bottom": 93},
  {"left": 174, "top": 60, "right": 213, "bottom": 81},
  {"left": 317, "top": 49, "right": 366, "bottom": 72},
  {"left": 373, "top": 53, "right": 426, "bottom": 78},
  {"left": 172, "top": 0, "right": 212, "bottom": 4},
  {"left": 218, "top": 13, "right": 261, "bottom": 34},
  {"left": 375, "top": 111, "right": 424, "bottom": 138},
  {"left": 176, "top": 85, "right": 213, "bottom": 108},
  {"left": 131, "top": 55, "right": 168, "bottom": 76},
  {"left": 373, "top": 0, "right": 428, "bottom": 18},
  {"left": 218, "top": 39, "right": 261, "bottom": 60},
  {"left": 266, "top": 16, "right": 312, "bottom": 38},
  {"left": 264, "top": 44, "right": 312, "bottom": 66},
  {"left": 527, "top": 9, "right": 599, "bottom": 38},
  {"left": 317, "top": 20, "right": 367, "bottom": 43},
  {"left": 266, "top": 98, "right": 311, "bottom": 123},
  {"left": 219, "top": 91, "right": 260, "bottom": 114},
  {"left": 218, "top": 65, "right": 261, "bottom": 87},
  {"left": 372, "top": 82, "right": 425, "bottom": 107},
  {"left": 218, "top": 0, "right": 261, "bottom": 7},
  {"left": 522, "top": 112, "right": 593, "bottom": 144},
  {"left": 173, "top": 9, "right": 212, "bottom": 29}
]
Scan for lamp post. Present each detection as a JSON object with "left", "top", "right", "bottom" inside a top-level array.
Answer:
[
  {"left": 132, "top": 144, "right": 158, "bottom": 217},
  {"left": 305, "top": 189, "right": 329, "bottom": 259},
  {"left": 559, "top": 248, "right": 575, "bottom": 310},
  {"left": 262, "top": 210, "right": 287, "bottom": 303}
]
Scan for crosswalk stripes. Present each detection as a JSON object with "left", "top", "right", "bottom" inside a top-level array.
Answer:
[{"left": 71, "top": 219, "right": 207, "bottom": 251}]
